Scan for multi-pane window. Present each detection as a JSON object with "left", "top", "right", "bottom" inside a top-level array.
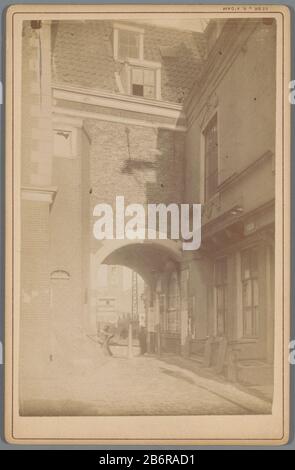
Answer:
[
  {"left": 118, "top": 29, "right": 140, "bottom": 60},
  {"left": 131, "top": 67, "right": 156, "bottom": 99},
  {"left": 241, "top": 248, "right": 260, "bottom": 338},
  {"left": 159, "top": 294, "right": 166, "bottom": 332},
  {"left": 167, "top": 273, "right": 180, "bottom": 333},
  {"left": 204, "top": 114, "right": 218, "bottom": 200},
  {"left": 214, "top": 258, "right": 228, "bottom": 336},
  {"left": 114, "top": 26, "right": 161, "bottom": 100}
]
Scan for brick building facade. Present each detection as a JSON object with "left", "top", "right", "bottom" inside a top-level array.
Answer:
[{"left": 20, "top": 18, "right": 276, "bottom": 388}]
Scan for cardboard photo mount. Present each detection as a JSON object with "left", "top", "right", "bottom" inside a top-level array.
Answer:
[{"left": 4, "top": 4, "right": 291, "bottom": 445}]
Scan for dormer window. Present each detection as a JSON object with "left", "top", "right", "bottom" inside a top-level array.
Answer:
[
  {"left": 118, "top": 30, "right": 140, "bottom": 60},
  {"left": 131, "top": 67, "right": 156, "bottom": 98},
  {"left": 113, "top": 24, "right": 161, "bottom": 100},
  {"left": 113, "top": 23, "right": 144, "bottom": 61}
]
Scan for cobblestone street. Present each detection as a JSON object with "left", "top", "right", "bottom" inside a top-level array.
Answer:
[{"left": 21, "top": 343, "right": 272, "bottom": 416}]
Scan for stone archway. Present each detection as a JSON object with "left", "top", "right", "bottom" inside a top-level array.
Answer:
[{"left": 88, "top": 238, "right": 182, "bottom": 351}]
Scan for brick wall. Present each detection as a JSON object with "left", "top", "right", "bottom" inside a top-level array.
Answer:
[
  {"left": 84, "top": 119, "right": 185, "bottom": 246},
  {"left": 20, "top": 200, "right": 51, "bottom": 378}
]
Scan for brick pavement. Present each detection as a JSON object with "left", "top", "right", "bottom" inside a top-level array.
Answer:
[{"left": 20, "top": 342, "right": 272, "bottom": 417}]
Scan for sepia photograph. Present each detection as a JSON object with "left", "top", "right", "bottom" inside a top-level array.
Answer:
[{"left": 4, "top": 4, "right": 290, "bottom": 445}]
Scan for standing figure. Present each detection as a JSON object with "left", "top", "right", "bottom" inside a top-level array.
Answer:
[
  {"left": 101, "top": 324, "right": 114, "bottom": 356},
  {"left": 138, "top": 326, "right": 147, "bottom": 355}
]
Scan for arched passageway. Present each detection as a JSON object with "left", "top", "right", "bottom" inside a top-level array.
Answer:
[
  {"left": 89, "top": 238, "right": 184, "bottom": 355},
  {"left": 95, "top": 264, "right": 149, "bottom": 357}
]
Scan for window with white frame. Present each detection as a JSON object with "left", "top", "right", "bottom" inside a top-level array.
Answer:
[
  {"left": 166, "top": 272, "right": 180, "bottom": 334},
  {"left": 159, "top": 293, "right": 166, "bottom": 332},
  {"left": 113, "top": 24, "right": 161, "bottom": 100},
  {"left": 118, "top": 29, "right": 141, "bottom": 60},
  {"left": 241, "top": 247, "right": 260, "bottom": 338},
  {"left": 203, "top": 113, "right": 218, "bottom": 201},
  {"left": 214, "top": 257, "right": 228, "bottom": 336},
  {"left": 113, "top": 24, "right": 143, "bottom": 61},
  {"left": 131, "top": 66, "right": 156, "bottom": 99}
]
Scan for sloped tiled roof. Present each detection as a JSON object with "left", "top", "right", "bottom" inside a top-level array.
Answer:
[{"left": 52, "top": 20, "right": 206, "bottom": 103}]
